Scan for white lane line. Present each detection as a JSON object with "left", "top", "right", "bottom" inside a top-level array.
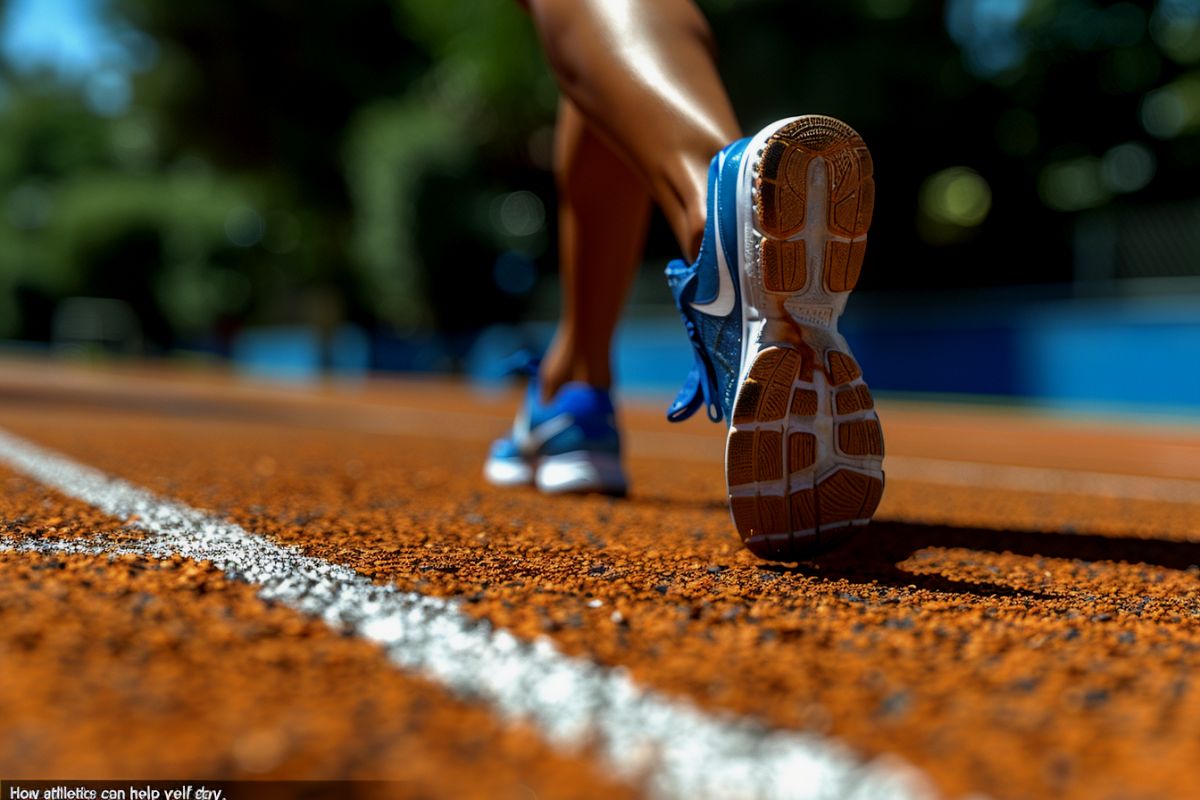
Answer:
[
  {"left": 339, "top": 407, "right": 1200, "bottom": 505},
  {"left": 0, "top": 428, "right": 936, "bottom": 800},
  {"left": 354, "top": 413, "right": 1200, "bottom": 506},
  {"left": 627, "top": 431, "right": 1200, "bottom": 505},
  {"left": 885, "top": 455, "right": 1200, "bottom": 506},
  {"left": 8, "top": 371, "right": 1197, "bottom": 505}
]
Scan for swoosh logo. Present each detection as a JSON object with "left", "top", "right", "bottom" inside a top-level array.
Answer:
[
  {"left": 689, "top": 150, "right": 737, "bottom": 318},
  {"left": 514, "top": 411, "right": 575, "bottom": 457}
]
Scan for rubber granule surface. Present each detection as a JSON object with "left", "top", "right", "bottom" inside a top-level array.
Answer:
[
  {"left": 1, "top": 373, "right": 1200, "bottom": 799},
  {"left": 0, "top": 467, "right": 636, "bottom": 798}
]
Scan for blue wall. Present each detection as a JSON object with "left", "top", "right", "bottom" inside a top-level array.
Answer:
[
  {"left": 226, "top": 296, "right": 1200, "bottom": 416},
  {"left": 609, "top": 296, "right": 1200, "bottom": 415}
]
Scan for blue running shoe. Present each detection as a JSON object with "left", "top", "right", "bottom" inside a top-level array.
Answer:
[
  {"left": 667, "top": 115, "right": 884, "bottom": 560},
  {"left": 484, "top": 378, "right": 627, "bottom": 496}
]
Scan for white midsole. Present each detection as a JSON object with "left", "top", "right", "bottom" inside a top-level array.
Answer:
[
  {"left": 483, "top": 457, "right": 534, "bottom": 487},
  {"left": 485, "top": 451, "right": 627, "bottom": 495},
  {"left": 734, "top": 116, "right": 803, "bottom": 388},
  {"left": 536, "top": 450, "right": 627, "bottom": 495}
]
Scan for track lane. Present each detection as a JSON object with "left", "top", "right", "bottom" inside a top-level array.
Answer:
[
  {"left": 0, "top": 437, "right": 931, "bottom": 800},
  {"left": 0, "top": 468, "right": 638, "bottom": 798},
  {"left": 2, "top": 372, "right": 1200, "bottom": 799}
]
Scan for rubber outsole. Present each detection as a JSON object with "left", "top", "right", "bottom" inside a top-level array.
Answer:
[
  {"left": 483, "top": 457, "right": 535, "bottom": 488},
  {"left": 727, "top": 115, "right": 885, "bottom": 561},
  {"left": 535, "top": 451, "right": 628, "bottom": 497},
  {"left": 484, "top": 452, "right": 628, "bottom": 498}
]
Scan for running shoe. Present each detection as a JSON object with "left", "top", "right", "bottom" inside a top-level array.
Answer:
[
  {"left": 484, "top": 377, "right": 628, "bottom": 496},
  {"left": 666, "top": 114, "right": 884, "bottom": 560}
]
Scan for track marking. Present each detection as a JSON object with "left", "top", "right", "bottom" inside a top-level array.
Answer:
[
  {"left": 884, "top": 455, "right": 1200, "bottom": 507},
  {"left": 269, "top": 403, "right": 1200, "bottom": 506},
  {"left": 626, "top": 431, "right": 1200, "bottom": 505},
  {"left": 0, "top": 428, "right": 935, "bottom": 800},
  {"left": 276, "top": 402, "right": 1200, "bottom": 506},
  {"left": 3, "top": 368, "right": 1197, "bottom": 504}
]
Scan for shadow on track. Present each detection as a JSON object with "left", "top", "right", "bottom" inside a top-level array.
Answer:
[
  {"left": 785, "top": 519, "right": 1200, "bottom": 598},
  {"left": 629, "top": 492, "right": 1200, "bottom": 598}
]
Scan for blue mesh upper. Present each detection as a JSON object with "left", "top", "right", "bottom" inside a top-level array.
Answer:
[
  {"left": 666, "top": 136, "right": 750, "bottom": 425},
  {"left": 491, "top": 379, "right": 620, "bottom": 461}
]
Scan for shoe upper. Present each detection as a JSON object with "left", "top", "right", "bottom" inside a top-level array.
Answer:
[
  {"left": 666, "top": 136, "right": 751, "bottom": 425},
  {"left": 490, "top": 378, "right": 621, "bottom": 462}
]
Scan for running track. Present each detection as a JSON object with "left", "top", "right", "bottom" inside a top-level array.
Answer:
[{"left": 1, "top": 358, "right": 1199, "bottom": 799}]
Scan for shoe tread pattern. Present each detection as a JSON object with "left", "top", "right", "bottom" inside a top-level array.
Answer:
[
  {"left": 756, "top": 116, "right": 874, "bottom": 296},
  {"left": 727, "top": 114, "right": 883, "bottom": 562},
  {"left": 727, "top": 345, "right": 884, "bottom": 561}
]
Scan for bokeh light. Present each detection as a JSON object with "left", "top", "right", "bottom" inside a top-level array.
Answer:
[
  {"left": 495, "top": 190, "right": 545, "bottom": 238},
  {"left": 920, "top": 167, "right": 993, "bottom": 227},
  {"left": 1039, "top": 157, "right": 1110, "bottom": 211},
  {"left": 224, "top": 205, "right": 265, "bottom": 248},
  {"left": 1141, "top": 74, "right": 1200, "bottom": 137},
  {"left": 1151, "top": 0, "right": 1200, "bottom": 63},
  {"left": 1101, "top": 141, "right": 1157, "bottom": 193}
]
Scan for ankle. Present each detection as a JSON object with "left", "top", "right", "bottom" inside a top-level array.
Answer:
[{"left": 538, "top": 353, "right": 611, "bottom": 403}]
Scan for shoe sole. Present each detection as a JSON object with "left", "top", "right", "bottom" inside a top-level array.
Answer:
[
  {"left": 727, "top": 115, "right": 884, "bottom": 561},
  {"left": 483, "top": 456, "right": 535, "bottom": 487},
  {"left": 484, "top": 452, "right": 628, "bottom": 497},
  {"left": 535, "top": 451, "right": 628, "bottom": 497}
]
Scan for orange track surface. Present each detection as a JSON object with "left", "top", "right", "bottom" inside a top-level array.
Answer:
[{"left": 1, "top": 359, "right": 1199, "bottom": 799}]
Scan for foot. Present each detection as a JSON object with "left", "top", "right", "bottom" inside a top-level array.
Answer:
[
  {"left": 484, "top": 378, "right": 628, "bottom": 496},
  {"left": 666, "top": 114, "right": 884, "bottom": 560}
]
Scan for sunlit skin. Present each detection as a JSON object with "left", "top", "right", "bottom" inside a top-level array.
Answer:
[
  {"left": 539, "top": 100, "right": 652, "bottom": 399},
  {"left": 523, "top": 0, "right": 742, "bottom": 400}
]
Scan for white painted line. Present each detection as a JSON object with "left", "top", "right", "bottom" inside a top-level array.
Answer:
[
  {"left": 345, "top": 407, "right": 1200, "bottom": 505},
  {"left": 626, "top": 429, "right": 1200, "bottom": 505},
  {"left": 0, "top": 428, "right": 936, "bottom": 800},
  {"left": 885, "top": 455, "right": 1200, "bottom": 506},
  {"left": 336, "top": 407, "right": 1200, "bottom": 506},
  {"left": 7, "top": 368, "right": 1196, "bottom": 506}
]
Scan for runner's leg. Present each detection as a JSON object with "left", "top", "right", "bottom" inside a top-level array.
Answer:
[
  {"left": 525, "top": 0, "right": 741, "bottom": 259},
  {"left": 539, "top": 99, "right": 652, "bottom": 400}
]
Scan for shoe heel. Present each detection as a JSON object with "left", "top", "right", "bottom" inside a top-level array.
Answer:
[
  {"left": 535, "top": 451, "right": 627, "bottom": 497},
  {"left": 753, "top": 114, "right": 874, "bottom": 322}
]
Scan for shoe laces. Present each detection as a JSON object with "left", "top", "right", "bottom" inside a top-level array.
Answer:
[{"left": 665, "top": 260, "right": 723, "bottom": 424}]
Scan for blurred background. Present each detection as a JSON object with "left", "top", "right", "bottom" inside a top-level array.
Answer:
[{"left": 0, "top": 0, "right": 1198, "bottom": 414}]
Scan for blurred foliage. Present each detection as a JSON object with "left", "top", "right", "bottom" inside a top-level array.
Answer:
[{"left": 0, "top": 0, "right": 1197, "bottom": 349}]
